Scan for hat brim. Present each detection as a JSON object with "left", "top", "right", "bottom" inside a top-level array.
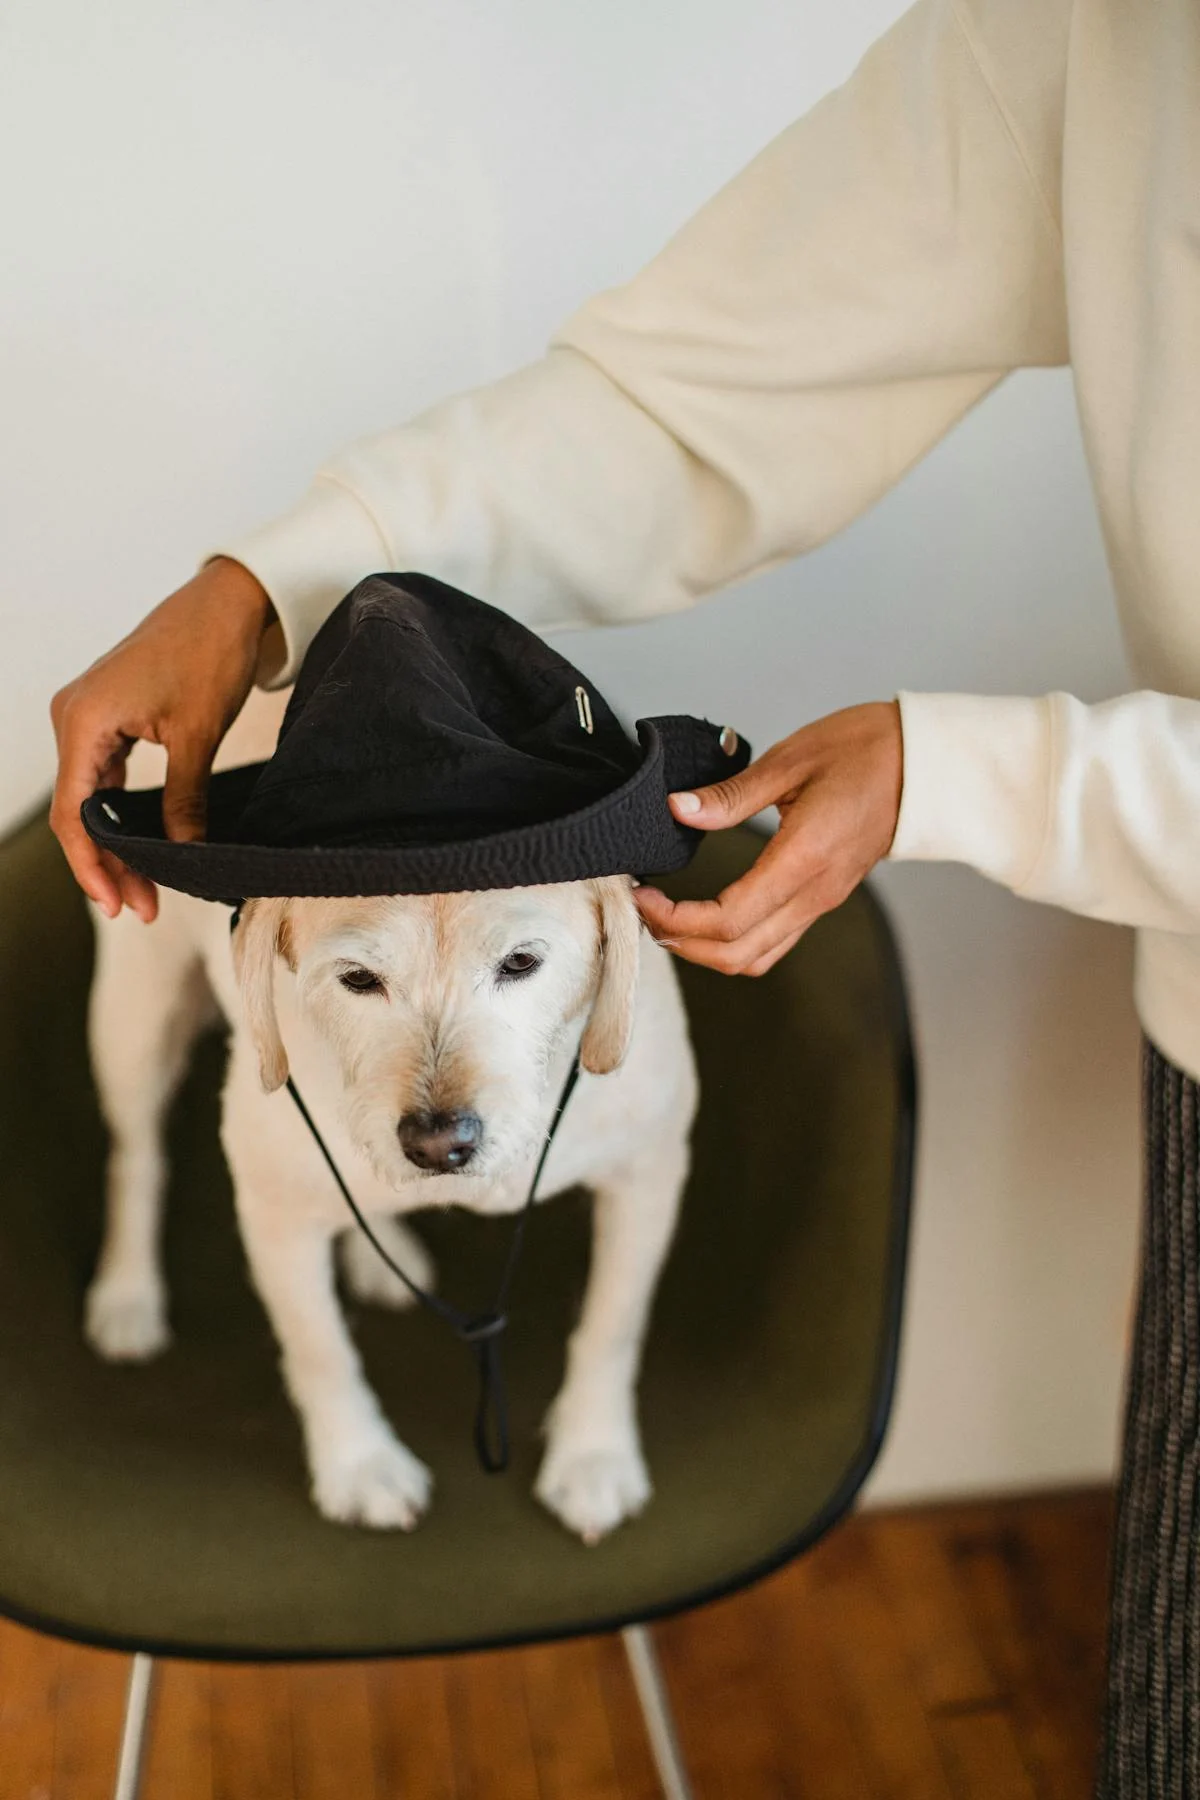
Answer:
[{"left": 81, "top": 717, "right": 751, "bottom": 902}]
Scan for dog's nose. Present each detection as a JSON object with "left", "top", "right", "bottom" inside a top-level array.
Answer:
[{"left": 398, "top": 1108, "right": 483, "bottom": 1172}]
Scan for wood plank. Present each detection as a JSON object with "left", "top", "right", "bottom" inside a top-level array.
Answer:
[
  {"left": 755, "top": 1552, "right": 886, "bottom": 1800},
  {"left": 51, "top": 1640, "right": 129, "bottom": 1800},
  {"left": 800, "top": 1521, "right": 959, "bottom": 1800},
  {"left": 444, "top": 1649, "right": 540, "bottom": 1800},
  {"left": 0, "top": 1619, "right": 59, "bottom": 1800},
  {"left": 868, "top": 1511, "right": 1003, "bottom": 1712},
  {"left": 999, "top": 1493, "right": 1109, "bottom": 1799},
  {"left": 367, "top": 1657, "right": 458, "bottom": 1800},
  {"left": 210, "top": 1663, "right": 294, "bottom": 1800},
  {"left": 942, "top": 1497, "right": 1106, "bottom": 1800},
  {"left": 591, "top": 1634, "right": 663, "bottom": 1800},
  {"left": 931, "top": 1707, "right": 1040, "bottom": 1800},
  {"left": 1011, "top": 1493, "right": 1111, "bottom": 1709},
  {"left": 290, "top": 1661, "right": 378, "bottom": 1800},
  {"left": 521, "top": 1636, "right": 622, "bottom": 1799},
  {"left": 141, "top": 1660, "right": 213, "bottom": 1800},
  {"left": 654, "top": 1583, "right": 796, "bottom": 1799}
]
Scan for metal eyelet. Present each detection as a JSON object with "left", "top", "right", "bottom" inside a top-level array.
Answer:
[
  {"left": 100, "top": 802, "right": 122, "bottom": 825},
  {"left": 718, "top": 725, "right": 739, "bottom": 757},
  {"left": 575, "top": 686, "right": 594, "bottom": 734}
]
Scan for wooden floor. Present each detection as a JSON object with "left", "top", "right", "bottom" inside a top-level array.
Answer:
[{"left": 0, "top": 1488, "right": 1112, "bottom": 1800}]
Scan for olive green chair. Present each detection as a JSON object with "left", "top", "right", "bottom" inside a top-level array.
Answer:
[{"left": 0, "top": 811, "right": 914, "bottom": 1799}]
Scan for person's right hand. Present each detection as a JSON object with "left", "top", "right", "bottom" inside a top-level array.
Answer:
[{"left": 50, "top": 556, "right": 274, "bottom": 923}]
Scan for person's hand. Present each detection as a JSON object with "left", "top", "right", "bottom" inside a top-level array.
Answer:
[
  {"left": 634, "top": 701, "right": 903, "bottom": 975},
  {"left": 50, "top": 557, "right": 273, "bottom": 923}
]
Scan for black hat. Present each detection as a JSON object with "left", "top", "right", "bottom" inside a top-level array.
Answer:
[{"left": 82, "top": 574, "right": 751, "bottom": 902}]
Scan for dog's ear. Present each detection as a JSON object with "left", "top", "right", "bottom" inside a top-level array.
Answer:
[
  {"left": 231, "top": 897, "right": 293, "bottom": 1092},
  {"left": 580, "top": 877, "right": 641, "bottom": 1075}
]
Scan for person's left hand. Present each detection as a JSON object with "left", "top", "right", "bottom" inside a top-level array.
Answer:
[{"left": 634, "top": 701, "right": 903, "bottom": 976}]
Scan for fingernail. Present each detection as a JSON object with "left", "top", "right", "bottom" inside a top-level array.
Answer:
[
  {"left": 634, "top": 886, "right": 664, "bottom": 905},
  {"left": 672, "top": 791, "right": 701, "bottom": 817}
]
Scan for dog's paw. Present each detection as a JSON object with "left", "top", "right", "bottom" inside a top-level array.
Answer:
[
  {"left": 312, "top": 1433, "right": 433, "bottom": 1531},
  {"left": 339, "top": 1219, "right": 435, "bottom": 1310},
  {"left": 84, "top": 1277, "right": 170, "bottom": 1362},
  {"left": 535, "top": 1437, "right": 652, "bottom": 1545}
]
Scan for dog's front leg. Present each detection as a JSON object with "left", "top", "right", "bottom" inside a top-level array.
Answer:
[
  {"left": 235, "top": 1198, "right": 431, "bottom": 1530},
  {"left": 85, "top": 912, "right": 214, "bottom": 1363},
  {"left": 536, "top": 1135, "right": 688, "bottom": 1543}
]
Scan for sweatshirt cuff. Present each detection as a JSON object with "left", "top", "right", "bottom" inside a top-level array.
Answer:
[
  {"left": 204, "top": 478, "right": 391, "bottom": 689},
  {"left": 888, "top": 691, "right": 1055, "bottom": 889}
]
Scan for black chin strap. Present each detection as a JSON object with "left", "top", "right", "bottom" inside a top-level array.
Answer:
[{"left": 283, "top": 1056, "right": 581, "bottom": 1475}]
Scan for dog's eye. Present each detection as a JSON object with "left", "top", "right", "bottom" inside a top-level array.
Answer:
[
  {"left": 497, "top": 950, "right": 541, "bottom": 981},
  {"left": 338, "top": 966, "right": 385, "bottom": 996}
]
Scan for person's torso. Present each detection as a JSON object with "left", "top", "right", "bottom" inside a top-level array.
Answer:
[{"left": 1063, "top": 0, "right": 1200, "bottom": 694}]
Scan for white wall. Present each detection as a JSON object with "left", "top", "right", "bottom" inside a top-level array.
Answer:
[{"left": 0, "top": 0, "right": 1139, "bottom": 1500}]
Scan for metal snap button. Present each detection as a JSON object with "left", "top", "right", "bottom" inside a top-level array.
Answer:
[{"left": 718, "top": 725, "right": 739, "bottom": 757}]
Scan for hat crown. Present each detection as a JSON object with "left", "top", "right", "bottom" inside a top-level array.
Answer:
[{"left": 237, "top": 575, "right": 639, "bottom": 851}]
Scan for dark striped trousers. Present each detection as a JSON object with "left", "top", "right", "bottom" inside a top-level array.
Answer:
[{"left": 1099, "top": 1041, "right": 1200, "bottom": 1798}]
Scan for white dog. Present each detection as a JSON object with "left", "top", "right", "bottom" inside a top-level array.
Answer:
[{"left": 84, "top": 689, "right": 696, "bottom": 1543}]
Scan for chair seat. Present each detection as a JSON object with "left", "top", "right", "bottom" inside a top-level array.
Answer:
[{"left": 0, "top": 814, "right": 913, "bottom": 1660}]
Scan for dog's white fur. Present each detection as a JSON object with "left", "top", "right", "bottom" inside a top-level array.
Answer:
[{"left": 85, "top": 689, "right": 696, "bottom": 1542}]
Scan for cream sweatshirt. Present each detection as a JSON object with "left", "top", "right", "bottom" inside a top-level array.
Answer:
[{"left": 216, "top": 0, "right": 1200, "bottom": 1080}]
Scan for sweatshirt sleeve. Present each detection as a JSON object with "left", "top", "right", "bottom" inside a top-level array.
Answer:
[
  {"left": 890, "top": 690, "right": 1200, "bottom": 935},
  {"left": 213, "top": 0, "right": 1070, "bottom": 686}
]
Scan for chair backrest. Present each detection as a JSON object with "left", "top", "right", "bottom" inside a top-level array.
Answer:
[{"left": 0, "top": 813, "right": 913, "bottom": 1659}]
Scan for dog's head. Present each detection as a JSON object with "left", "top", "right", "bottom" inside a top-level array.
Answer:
[{"left": 232, "top": 877, "right": 640, "bottom": 1185}]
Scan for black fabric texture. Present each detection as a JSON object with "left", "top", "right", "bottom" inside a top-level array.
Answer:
[
  {"left": 1098, "top": 1040, "right": 1200, "bottom": 1798},
  {"left": 80, "top": 574, "right": 751, "bottom": 900}
]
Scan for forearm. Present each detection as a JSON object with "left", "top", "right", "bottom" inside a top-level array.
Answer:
[{"left": 891, "top": 689, "right": 1200, "bottom": 934}]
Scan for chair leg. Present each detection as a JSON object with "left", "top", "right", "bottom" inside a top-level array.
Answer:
[
  {"left": 112, "top": 1652, "right": 156, "bottom": 1800},
  {"left": 622, "top": 1625, "right": 695, "bottom": 1800}
]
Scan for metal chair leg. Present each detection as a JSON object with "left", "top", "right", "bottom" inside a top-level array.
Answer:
[
  {"left": 622, "top": 1624, "right": 695, "bottom": 1800},
  {"left": 113, "top": 1652, "right": 156, "bottom": 1800}
]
